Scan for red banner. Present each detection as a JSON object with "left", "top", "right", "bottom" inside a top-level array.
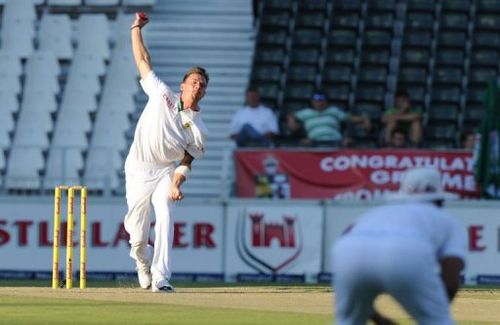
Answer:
[{"left": 234, "top": 149, "right": 479, "bottom": 200}]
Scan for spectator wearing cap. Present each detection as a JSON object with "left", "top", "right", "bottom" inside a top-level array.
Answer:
[
  {"left": 382, "top": 89, "right": 422, "bottom": 147},
  {"left": 287, "top": 91, "right": 371, "bottom": 146},
  {"left": 229, "top": 86, "right": 279, "bottom": 147}
]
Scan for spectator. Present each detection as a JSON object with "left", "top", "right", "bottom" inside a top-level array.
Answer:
[
  {"left": 460, "top": 130, "right": 476, "bottom": 150},
  {"left": 229, "top": 86, "right": 279, "bottom": 147},
  {"left": 386, "top": 127, "right": 409, "bottom": 148},
  {"left": 275, "top": 113, "right": 310, "bottom": 146},
  {"left": 382, "top": 89, "right": 422, "bottom": 147},
  {"left": 287, "top": 90, "right": 371, "bottom": 147}
]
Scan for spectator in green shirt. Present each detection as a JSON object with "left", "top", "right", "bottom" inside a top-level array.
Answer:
[
  {"left": 382, "top": 89, "right": 422, "bottom": 147},
  {"left": 287, "top": 90, "right": 371, "bottom": 147}
]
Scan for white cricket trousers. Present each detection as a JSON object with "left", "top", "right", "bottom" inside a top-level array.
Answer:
[
  {"left": 123, "top": 161, "right": 175, "bottom": 281},
  {"left": 332, "top": 235, "right": 454, "bottom": 325}
]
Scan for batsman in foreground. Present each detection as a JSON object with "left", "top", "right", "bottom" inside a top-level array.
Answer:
[
  {"left": 124, "top": 12, "right": 209, "bottom": 292},
  {"left": 331, "top": 167, "right": 466, "bottom": 324}
]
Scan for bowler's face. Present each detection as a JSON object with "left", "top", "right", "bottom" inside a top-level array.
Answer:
[{"left": 181, "top": 73, "right": 207, "bottom": 102}]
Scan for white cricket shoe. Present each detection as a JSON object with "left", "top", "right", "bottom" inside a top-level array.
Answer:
[
  {"left": 136, "top": 263, "right": 152, "bottom": 289},
  {"left": 135, "top": 245, "right": 153, "bottom": 289},
  {"left": 152, "top": 279, "right": 175, "bottom": 293}
]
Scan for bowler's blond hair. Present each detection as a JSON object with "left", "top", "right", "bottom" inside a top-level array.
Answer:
[{"left": 183, "top": 66, "right": 209, "bottom": 84}]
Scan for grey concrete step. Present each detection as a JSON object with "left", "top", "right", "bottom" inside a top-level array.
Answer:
[
  {"left": 205, "top": 140, "right": 235, "bottom": 149},
  {"left": 154, "top": 56, "right": 252, "bottom": 67},
  {"left": 156, "top": 0, "right": 251, "bottom": 10},
  {"left": 148, "top": 23, "right": 251, "bottom": 33},
  {"left": 149, "top": 39, "right": 254, "bottom": 51},
  {"left": 150, "top": 48, "right": 252, "bottom": 60},
  {"left": 146, "top": 30, "right": 253, "bottom": 40},
  {"left": 193, "top": 157, "right": 231, "bottom": 168},
  {"left": 147, "top": 17, "right": 253, "bottom": 29},
  {"left": 154, "top": 6, "right": 252, "bottom": 17},
  {"left": 201, "top": 111, "right": 239, "bottom": 120},
  {"left": 200, "top": 106, "right": 241, "bottom": 115}
]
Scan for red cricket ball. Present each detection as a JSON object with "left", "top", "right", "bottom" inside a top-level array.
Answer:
[{"left": 138, "top": 12, "right": 148, "bottom": 21}]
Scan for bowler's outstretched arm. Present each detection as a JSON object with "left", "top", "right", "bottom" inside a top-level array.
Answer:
[{"left": 130, "top": 12, "right": 152, "bottom": 80}]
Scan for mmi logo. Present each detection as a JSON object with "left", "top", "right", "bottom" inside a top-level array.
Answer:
[
  {"left": 250, "top": 213, "right": 296, "bottom": 248},
  {"left": 236, "top": 210, "right": 303, "bottom": 274}
]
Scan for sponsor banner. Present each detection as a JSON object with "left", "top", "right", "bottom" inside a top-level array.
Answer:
[
  {"left": 323, "top": 203, "right": 500, "bottom": 284},
  {"left": 171, "top": 205, "right": 224, "bottom": 273},
  {"left": 235, "top": 149, "right": 479, "bottom": 200},
  {"left": 236, "top": 273, "right": 305, "bottom": 283},
  {"left": 0, "top": 270, "right": 224, "bottom": 282},
  {"left": 477, "top": 275, "right": 500, "bottom": 285},
  {"left": 224, "top": 202, "right": 323, "bottom": 283},
  {"left": 0, "top": 199, "right": 224, "bottom": 275},
  {"left": 317, "top": 272, "right": 332, "bottom": 284}
]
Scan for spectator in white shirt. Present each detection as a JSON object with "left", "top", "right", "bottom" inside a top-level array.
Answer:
[{"left": 229, "top": 86, "right": 279, "bottom": 147}]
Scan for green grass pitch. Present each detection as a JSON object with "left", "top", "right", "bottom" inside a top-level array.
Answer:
[{"left": 0, "top": 280, "right": 499, "bottom": 324}]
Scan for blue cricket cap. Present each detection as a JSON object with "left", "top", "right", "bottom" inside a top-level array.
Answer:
[{"left": 312, "top": 92, "right": 327, "bottom": 101}]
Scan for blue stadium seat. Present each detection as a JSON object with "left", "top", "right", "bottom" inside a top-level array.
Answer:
[
  {"left": 38, "top": 14, "right": 73, "bottom": 60},
  {"left": 85, "top": 0, "right": 120, "bottom": 6},
  {"left": 5, "top": 147, "right": 44, "bottom": 190},
  {"left": 48, "top": 0, "right": 82, "bottom": 7}
]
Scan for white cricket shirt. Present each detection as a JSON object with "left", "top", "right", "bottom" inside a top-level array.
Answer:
[
  {"left": 125, "top": 71, "right": 208, "bottom": 167},
  {"left": 345, "top": 202, "right": 467, "bottom": 261}
]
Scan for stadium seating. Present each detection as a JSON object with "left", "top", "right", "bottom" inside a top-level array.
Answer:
[
  {"left": 248, "top": 0, "right": 498, "bottom": 149},
  {"left": 86, "top": 0, "right": 120, "bottom": 6},
  {"left": 48, "top": 0, "right": 82, "bottom": 7},
  {"left": 38, "top": 14, "right": 73, "bottom": 60},
  {"left": 0, "top": 1, "right": 127, "bottom": 193},
  {"left": 1, "top": 0, "right": 499, "bottom": 195}
]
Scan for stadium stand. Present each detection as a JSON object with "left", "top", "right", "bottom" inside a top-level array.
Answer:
[
  {"left": 38, "top": 13, "right": 74, "bottom": 60},
  {"left": 249, "top": 0, "right": 497, "bottom": 150},
  {"left": 125, "top": 0, "right": 254, "bottom": 198},
  {"left": 0, "top": 0, "right": 498, "bottom": 197},
  {"left": 0, "top": 1, "right": 143, "bottom": 193},
  {"left": 0, "top": 0, "right": 253, "bottom": 196}
]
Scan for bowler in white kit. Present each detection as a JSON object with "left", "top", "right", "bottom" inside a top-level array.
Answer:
[
  {"left": 331, "top": 168, "right": 466, "bottom": 324},
  {"left": 125, "top": 13, "right": 209, "bottom": 292}
]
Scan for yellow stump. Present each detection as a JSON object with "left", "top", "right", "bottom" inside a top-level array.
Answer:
[
  {"left": 53, "top": 185, "right": 87, "bottom": 289},
  {"left": 80, "top": 187, "right": 87, "bottom": 289},
  {"left": 52, "top": 187, "right": 61, "bottom": 289},
  {"left": 66, "top": 187, "right": 74, "bottom": 289}
]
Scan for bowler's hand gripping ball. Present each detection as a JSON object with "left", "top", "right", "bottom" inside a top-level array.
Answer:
[{"left": 138, "top": 12, "right": 148, "bottom": 22}]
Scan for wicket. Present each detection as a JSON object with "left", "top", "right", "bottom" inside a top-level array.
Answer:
[{"left": 52, "top": 185, "right": 87, "bottom": 289}]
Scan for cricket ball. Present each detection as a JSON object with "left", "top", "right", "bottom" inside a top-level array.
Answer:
[{"left": 138, "top": 12, "right": 148, "bottom": 21}]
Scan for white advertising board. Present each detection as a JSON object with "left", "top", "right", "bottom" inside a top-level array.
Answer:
[
  {"left": 323, "top": 202, "right": 500, "bottom": 284},
  {"left": 0, "top": 198, "right": 224, "bottom": 277},
  {"left": 224, "top": 201, "right": 323, "bottom": 282}
]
